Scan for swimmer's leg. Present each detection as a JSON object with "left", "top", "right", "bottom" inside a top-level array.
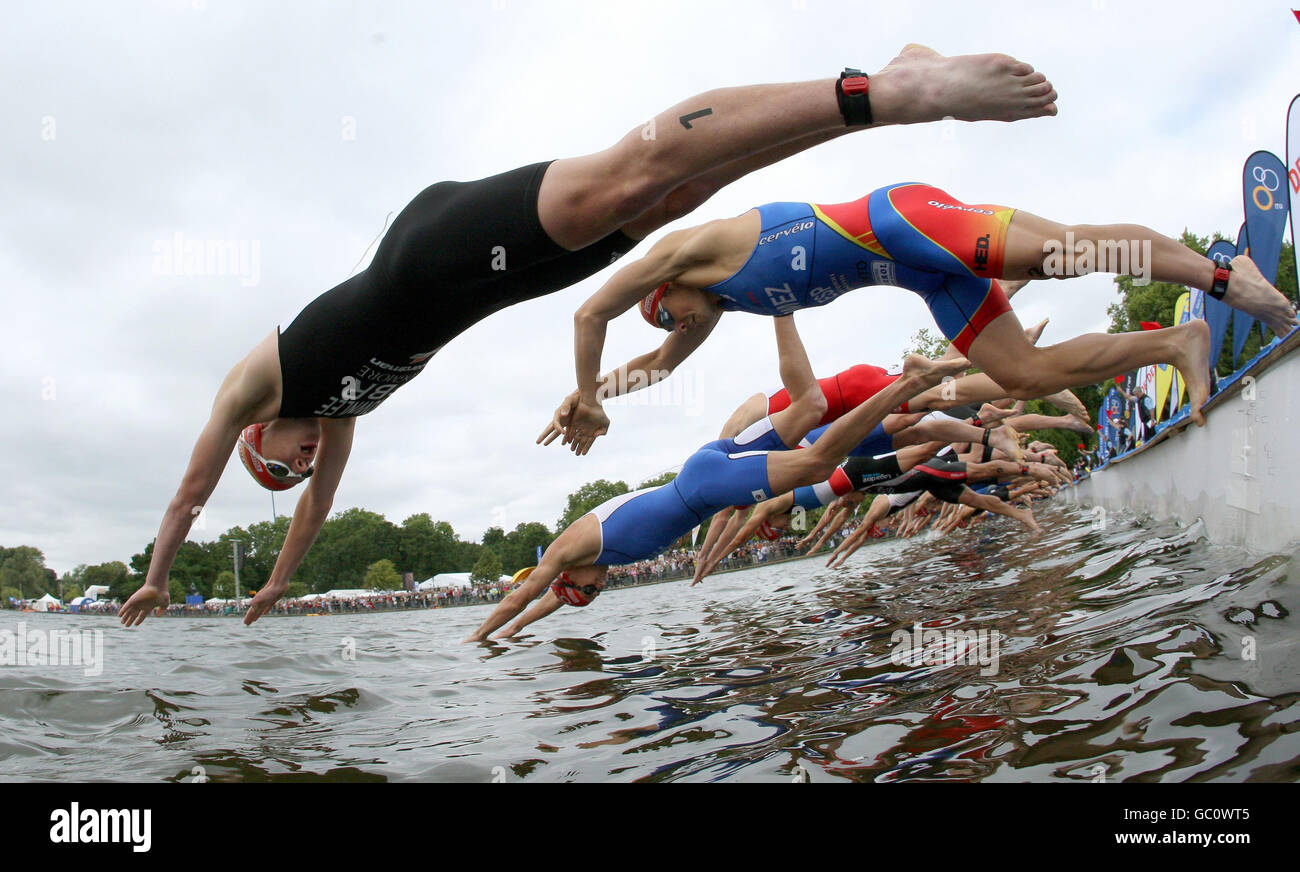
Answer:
[
  {"left": 766, "top": 354, "right": 970, "bottom": 495},
  {"left": 958, "top": 486, "right": 1039, "bottom": 531},
  {"left": 717, "top": 393, "right": 770, "bottom": 440},
  {"left": 1003, "top": 211, "right": 1298, "bottom": 337},
  {"left": 1003, "top": 413, "right": 1094, "bottom": 435},
  {"left": 966, "top": 308, "right": 1215, "bottom": 426},
  {"left": 905, "top": 371, "right": 1008, "bottom": 411},
  {"left": 538, "top": 47, "right": 1057, "bottom": 249}
]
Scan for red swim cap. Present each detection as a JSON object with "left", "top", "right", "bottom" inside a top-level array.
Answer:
[
  {"left": 550, "top": 572, "right": 598, "bottom": 607},
  {"left": 639, "top": 284, "right": 672, "bottom": 330},
  {"left": 236, "top": 423, "right": 297, "bottom": 492}
]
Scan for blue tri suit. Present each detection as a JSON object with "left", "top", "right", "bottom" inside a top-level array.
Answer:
[
  {"left": 702, "top": 184, "right": 1016, "bottom": 355},
  {"left": 591, "top": 418, "right": 790, "bottom": 566}
]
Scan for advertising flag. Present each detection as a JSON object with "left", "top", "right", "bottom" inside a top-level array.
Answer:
[
  {"left": 1205, "top": 239, "right": 1235, "bottom": 378},
  {"left": 1288, "top": 95, "right": 1300, "bottom": 293}
]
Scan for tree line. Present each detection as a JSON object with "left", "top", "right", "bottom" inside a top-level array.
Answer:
[{"left": 4, "top": 473, "right": 680, "bottom": 607}]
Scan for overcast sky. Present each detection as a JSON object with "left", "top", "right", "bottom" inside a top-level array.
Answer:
[{"left": 2, "top": 0, "right": 1296, "bottom": 574}]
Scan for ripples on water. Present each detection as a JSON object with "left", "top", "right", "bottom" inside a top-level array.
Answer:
[{"left": 2, "top": 501, "right": 1297, "bottom": 782}]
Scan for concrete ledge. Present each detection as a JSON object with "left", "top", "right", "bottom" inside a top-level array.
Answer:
[{"left": 1071, "top": 329, "right": 1300, "bottom": 555}]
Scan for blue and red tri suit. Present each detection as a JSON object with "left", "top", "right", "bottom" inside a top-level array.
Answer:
[
  {"left": 704, "top": 183, "right": 1015, "bottom": 355},
  {"left": 590, "top": 417, "right": 790, "bottom": 566}
]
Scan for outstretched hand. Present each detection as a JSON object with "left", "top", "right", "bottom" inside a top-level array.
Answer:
[
  {"left": 538, "top": 393, "right": 610, "bottom": 455},
  {"left": 119, "top": 584, "right": 169, "bottom": 627},
  {"left": 244, "top": 581, "right": 287, "bottom": 626},
  {"left": 538, "top": 391, "right": 579, "bottom": 447},
  {"left": 563, "top": 400, "right": 610, "bottom": 455}
]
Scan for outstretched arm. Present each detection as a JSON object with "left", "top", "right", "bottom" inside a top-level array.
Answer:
[
  {"left": 803, "top": 500, "right": 856, "bottom": 555},
  {"left": 827, "top": 495, "right": 891, "bottom": 567},
  {"left": 464, "top": 520, "right": 601, "bottom": 642},
  {"left": 767, "top": 315, "right": 828, "bottom": 447},
  {"left": 693, "top": 507, "right": 741, "bottom": 584},
  {"left": 499, "top": 591, "right": 565, "bottom": 638},
  {"left": 543, "top": 231, "right": 720, "bottom": 455},
  {"left": 120, "top": 347, "right": 278, "bottom": 627},
  {"left": 797, "top": 499, "right": 845, "bottom": 550},
  {"left": 696, "top": 493, "right": 795, "bottom": 583}
]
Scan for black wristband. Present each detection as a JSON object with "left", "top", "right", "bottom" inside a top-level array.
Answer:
[
  {"left": 836, "top": 68, "right": 873, "bottom": 126},
  {"left": 1209, "top": 262, "right": 1231, "bottom": 301}
]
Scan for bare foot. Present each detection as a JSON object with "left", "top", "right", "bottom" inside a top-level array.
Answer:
[
  {"left": 1023, "top": 315, "right": 1049, "bottom": 345},
  {"left": 1169, "top": 320, "right": 1212, "bottom": 426},
  {"left": 977, "top": 402, "right": 1019, "bottom": 426},
  {"left": 1044, "top": 388, "right": 1089, "bottom": 422},
  {"left": 990, "top": 425, "right": 1023, "bottom": 462},
  {"left": 873, "top": 44, "right": 1058, "bottom": 124},
  {"left": 1223, "top": 255, "right": 1299, "bottom": 337},
  {"left": 1056, "top": 416, "right": 1094, "bottom": 435},
  {"left": 901, "top": 353, "right": 971, "bottom": 389}
]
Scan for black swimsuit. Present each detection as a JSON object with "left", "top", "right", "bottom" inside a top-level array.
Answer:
[
  {"left": 842, "top": 454, "right": 969, "bottom": 503},
  {"left": 277, "top": 161, "right": 634, "bottom": 418}
]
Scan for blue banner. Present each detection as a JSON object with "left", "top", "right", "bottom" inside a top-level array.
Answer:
[
  {"left": 1242, "top": 150, "right": 1289, "bottom": 345},
  {"left": 1099, "top": 387, "right": 1123, "bottom": 461},
  {"left": 1205, "top": 240, "right": 1236, "bottom": 380}
]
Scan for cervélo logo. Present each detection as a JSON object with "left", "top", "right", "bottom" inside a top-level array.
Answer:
[{"left": 758, "top": 221, "right": 815, "bottom": 245}]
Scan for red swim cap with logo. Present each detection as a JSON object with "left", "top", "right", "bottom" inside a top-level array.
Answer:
[
  {"left": 639, "top": 284, "right": 672, "bottom": 329},
  {"left": 236, "top": 423, "right": 297, "bottom": 492}
]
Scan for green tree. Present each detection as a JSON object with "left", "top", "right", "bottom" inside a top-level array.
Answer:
[
  {"left": 214, "top": 570, "right": 237, "bottom": 599},
  {"left": 469, "top": 549, "right": 503, "bottom": 585},
  {"left": 130, "top": 540, "right": 224, "bottom": 599},
  {"left": 903, "top": 326, "right": 950, "bottom": 360},
  {"left": 78, "top": 561, "right": 133, "bottom": 602},
  {"left": 481, "top": 526, "right": 506, "bottom": 551},
  {"left": 396, "top": 514, "right": 464, "bottom": 580},
  {"left": 363, "top": 559, "right": 402, "bottom": 591},
  {"left": 636, "top": 471, "right": 678, "bottom": 489},
  {"left": 497, "top": 522, "right": 553, "bottom": 573},
  {"left": 296, "top": 508, "right": 400, "bottom": 591},
  {"left": 0, "top": 547, "right": 55, "bottom": 598},
  {"left": 557, "top": 479, "right": 629, "bottom": 531}
]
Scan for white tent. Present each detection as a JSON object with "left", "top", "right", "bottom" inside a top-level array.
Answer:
[
  {"left": 31, "top": 593, "right": 61, "bottom": 612},
  {"left": 423, "top": 573, "right": 512, "bottom": 591},
  {"left": 320, "top": 589, "right": 371, "bottom": 600},
  {"left": 84, "top": 585, "right": 110, "bottom": 599}
]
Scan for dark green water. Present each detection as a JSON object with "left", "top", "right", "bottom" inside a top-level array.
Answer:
[{"left": 2, "top": 500, "right": 1296, "bottom": 782}]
